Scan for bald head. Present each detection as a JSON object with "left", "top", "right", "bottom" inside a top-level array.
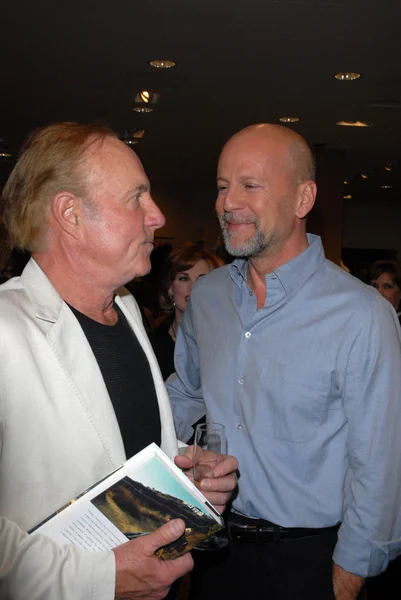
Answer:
[
  {"left": 216, "top": 123, "right": 317, "bottom": 267},
  {"left": 221, "top": 123, "right": 316, "bottom": 186}
]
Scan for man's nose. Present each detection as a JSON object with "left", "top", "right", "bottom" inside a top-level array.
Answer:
[
  {"left": 221, "top": 186, "right": 244, "bottom": 212},
  {"left": 147, "top": 196, "right": 166, "bottom": 229}
]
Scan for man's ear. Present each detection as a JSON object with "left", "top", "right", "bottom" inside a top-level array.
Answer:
[
  {"left": 51, "top": 192, "right": 82, "bottom": 238},
  {"left": 295, "top": 181, "right": 317, "bottom": 220}
]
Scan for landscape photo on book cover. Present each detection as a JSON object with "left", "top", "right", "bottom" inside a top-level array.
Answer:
[{"left": 91, "top": 475, "right": 222, "bottom": 559}]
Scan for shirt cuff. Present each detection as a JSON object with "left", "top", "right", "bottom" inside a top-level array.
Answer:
[
  {"left": 333, "top": 522, "right": 394, "bottom": 577},
  {"left": 173, "top": 416, "right": 195, "bottom": 444}
]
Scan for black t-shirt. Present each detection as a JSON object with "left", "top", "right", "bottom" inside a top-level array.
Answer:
[
  {"left": 148, "top": 316, "right": 175, "bottom": 381},
  {"left": 70, "top": 302, "right": 161, "bottom": 458}
]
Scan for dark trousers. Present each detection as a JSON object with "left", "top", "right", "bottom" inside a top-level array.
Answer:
[
  {"left": 366, "top": 554, "right": 401, "bottom": 598},
  {"left": 189, "top": 531, "right": 340, "bottom": 600}
]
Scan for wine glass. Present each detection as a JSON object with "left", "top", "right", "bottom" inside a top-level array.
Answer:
[{"left": 192, "top": 422, "right": 229, "bottom": 551}]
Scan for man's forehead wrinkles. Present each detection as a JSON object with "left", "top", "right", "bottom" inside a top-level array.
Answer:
[{"left": 218, "top": 157, "right": 269, "bottom": 177}]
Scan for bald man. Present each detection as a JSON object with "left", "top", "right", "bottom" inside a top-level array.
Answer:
[{"left": 167, "top": 124, "right": 401, "bottom": 599}]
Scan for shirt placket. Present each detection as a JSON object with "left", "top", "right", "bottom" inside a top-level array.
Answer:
[{"left": 232, "top": 274, "right": 286, "bottom": 436}]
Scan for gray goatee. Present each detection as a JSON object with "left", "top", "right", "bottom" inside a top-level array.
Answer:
[{"left": 219, "top": 214, "right": 269, "bottom": 258}]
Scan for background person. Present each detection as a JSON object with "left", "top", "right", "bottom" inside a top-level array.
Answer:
[
  {"left": 149, "top": 243, "right": 223, "bottom": 380},
  {"left": 167, "top": 123, "right": 401, "bottom": 600},
  {"left": 367, "top": 257, "right": 401, "bottom": 598},
  {"left": 0, "top": 122, "right": 237, "bottom": 600},
  {"left": 369, "top": 259, "right": 401, "bottom": 323}
]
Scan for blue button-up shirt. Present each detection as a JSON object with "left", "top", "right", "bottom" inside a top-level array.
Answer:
[{"left": 167, "top": 234, "right": 401, "bottom": 577}]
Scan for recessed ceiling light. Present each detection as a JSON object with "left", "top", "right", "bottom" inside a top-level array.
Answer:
[
  {"left": 385, "top": 164, "right": 393, "bottom": 171},
  {"left": 334, "top": 72, "right": 361, "bottom": 81},
  {"left": 344, "top": 181, "right": 349, "bottom": 185},
  {"left": 120, "top": 129, "right": 142, "bottom": 147},
  {"left": 343, "top": 194, "right": 352, "bottom": 199},
  {"left": 279, "top": 117, "right": 299, "bottom": 123},
  {"left": 381, "top": 184, "right": 392, "bottom": 189},
  {"left": 0, "top": 138, "right": 12, "bottom": 159},
  {"left": 369, "top": 101, "right": 401, "bottom": 109},
  {"left": 133, "top": 106, "right": 153, "bottom": 113},
  {"left": 361, "top": 173, "right": 369, "bottom": 179},
  {"left": 336, "top": 120, "right": 372, "bottom": 127},
  {"left": 148, "top": 59, "right": 176, "bottom": 69}
]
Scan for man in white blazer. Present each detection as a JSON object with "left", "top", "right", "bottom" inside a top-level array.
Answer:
[{"left": 0, "top": 123, "right": 238, "bottom": 600}]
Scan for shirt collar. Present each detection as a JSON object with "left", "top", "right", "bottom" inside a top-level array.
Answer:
[{"left": 229, "top": 234, "right": 325, "bottom": 298}]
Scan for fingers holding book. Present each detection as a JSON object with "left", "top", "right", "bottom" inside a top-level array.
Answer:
[{"left": 113, "top": 519, "right": 194, "bottom": 599}]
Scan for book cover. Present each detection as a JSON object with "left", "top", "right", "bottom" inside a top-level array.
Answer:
[{"left": 30, "top": 443, "right": 223, "bottom": 559}]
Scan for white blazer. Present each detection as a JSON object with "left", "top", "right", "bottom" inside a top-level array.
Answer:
[{"left": 0, "top": 258, "right": 179, "bottom": 600}]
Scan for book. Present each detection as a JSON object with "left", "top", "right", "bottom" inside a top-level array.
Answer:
[{"left": 30, "top": 443, "right": 224, "bottom": 559}]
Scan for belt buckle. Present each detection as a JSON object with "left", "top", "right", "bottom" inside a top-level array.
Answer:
[
  {"left": 257, "top": 523, "right": 279, "bottom": 543},
  {"left": 228, "top": 520, "right": 279, "bottom": 544},
  {"left": 228, "top": 521, "right": 258, "bottom": 542}
]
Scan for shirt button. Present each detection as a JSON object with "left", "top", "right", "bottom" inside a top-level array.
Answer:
[
  {"left": 238, "top": 377, "right": 244, "bottom": 384},
  {"left": 249, "top": 290, "right": 253, "bottom": 296},
  {"left": 236, "top": 423, "right": 242, "bottom": 430},
  {"left": 245, "top": 331, "right": 251, "bottom": 338}
]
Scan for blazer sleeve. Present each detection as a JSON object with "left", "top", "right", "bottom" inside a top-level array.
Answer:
[{"left": 0, "top": 517, "right": 115, "bottom": 600}]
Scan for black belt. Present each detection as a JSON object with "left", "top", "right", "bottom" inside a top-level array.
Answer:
[{"left": 227, "top": 513, "right": 341, "bottom": 544}]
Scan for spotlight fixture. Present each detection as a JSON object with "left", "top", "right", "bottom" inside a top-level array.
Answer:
[
  {"left": 381, "top": 185, "right": 392, "bottom": 189},
  {"left": 149, "top": 59, "right": 176, "bottom": 69},
  {"left": 333, "top": 72, "right": 361, "bottom": 81},
  {"left": 336, "top": 120, "right": 372, "bottom": 127},
  {"left": 140, "top": 90, "right": 151, "bottom": 103},
  {"left": 131, "top": 129, "right": 145, "bottom": 139},
  {"left": 343, "top": 194, "right": 352, "bottom": 199},
  {"left": 385, "top": 164, "right": 393, "bottom": 171},
  {"left": 133, "top": 106, "right": 153, "bottom": 113},
  {"left": 361, "top": 173, "right": 369, "bottom": 179},
  {"left": 279, "top": 116, "right": 299, "bottom": 123},
  {"left": 344, "top": 181, "right": 349, "bottom": 185},
  {"left": 134, "top": 91, "right": 160, "bottom": 105}
]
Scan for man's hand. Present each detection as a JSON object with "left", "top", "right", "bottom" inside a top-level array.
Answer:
[
  {"left": 174, "top": 446, "right": 238, "bottom": 513},
  {"left": 113, "top": 518, "right": 193, "bottom": 599},
  {"left": 333, "top": 563, "right": 365, "bottom": 600}
]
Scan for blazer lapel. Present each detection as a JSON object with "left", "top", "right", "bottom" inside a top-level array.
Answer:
[
  {"left": 48, "top": 305, "right": 126, "bottom": 468},
  {"left": 21, "top": 259, "right": 126, "bottom": 469}
]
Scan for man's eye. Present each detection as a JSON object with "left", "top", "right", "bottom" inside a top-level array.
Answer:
[
  {"left": 217, "top": 185, "right": 228, "bottom": 193},
  {"left": 178, "top": 276, "right": 188, "bottom": 282},
  {"left": 245, "top": 183, "right": 258, "bottom": 190}
]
